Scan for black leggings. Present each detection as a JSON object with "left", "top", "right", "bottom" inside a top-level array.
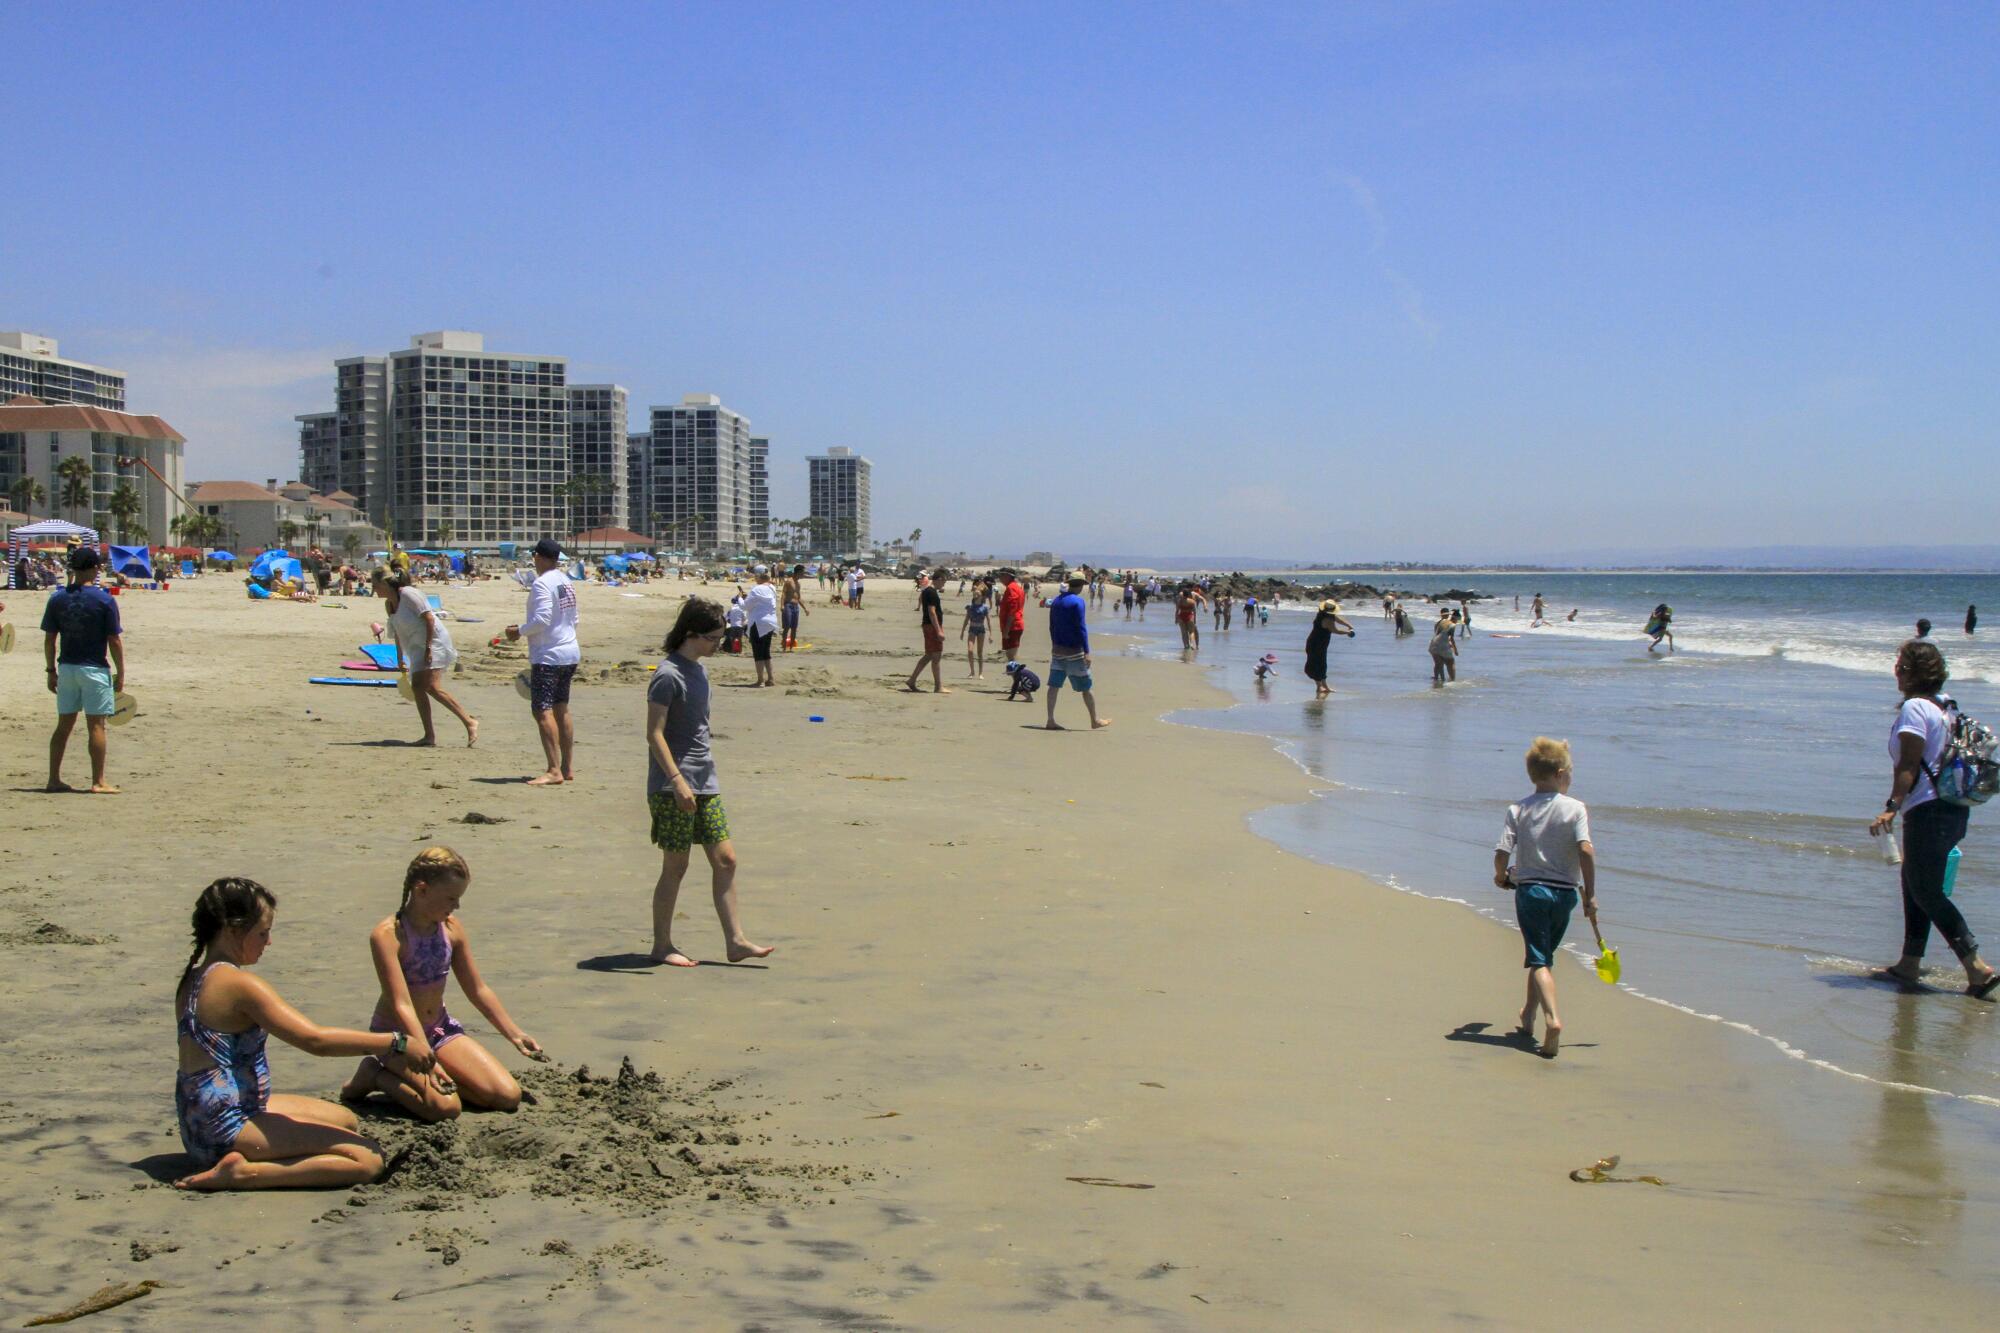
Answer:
[{"left": 1901, "top": 799, "right": 1976, "bottom": 962}]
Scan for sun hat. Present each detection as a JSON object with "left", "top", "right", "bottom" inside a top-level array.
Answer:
[
  {"left": 1318, "top": 598, "right": 1340, "bottom": 613},
  {"left": 1260, "top": 653, "right": 1278, "bottom": 663}
]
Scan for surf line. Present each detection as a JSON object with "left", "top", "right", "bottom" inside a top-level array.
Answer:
[{"left": 1160, "top": 712, "right": 2000, "bottom": 1116}]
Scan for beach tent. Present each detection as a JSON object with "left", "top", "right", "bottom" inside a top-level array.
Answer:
[
  {"left": 626, "top": 552, "right": 654, "bottom": 562},
  {"left": 108, "top": 545, "right": 153, "bottom": 578},
  {"left": 249, "top": 550, "right": 303, "bottom": 583},
  {"left": 6, "top": 518, "right": 100, "bottom": 589},
  {"left": 497, "top": 542, "right": 518, "bottom": 559},
  {"left": 603, "top": 554, "right": 631, "bottom": 574}
]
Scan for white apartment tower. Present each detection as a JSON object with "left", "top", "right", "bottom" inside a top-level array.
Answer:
[
  {"left": 808, "top": 447, "right": 872, "bottom": 552},
  {"left": 299, "top": 332, "right": 629, "bottom": 546},
  {"left": 636, "top": 395, "right": 758, "bottom": 553},
  {"left": 567, "top": 384, "right": 628, "bottom": 534},
  {"left": 0, "top": 332, "right": 127, "bottom": 410},
  {"left": 748, "top": 436, "right": 771, "bottom": 548}
]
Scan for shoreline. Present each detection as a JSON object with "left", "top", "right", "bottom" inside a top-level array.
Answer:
[{"left": 1, "top": 578, "right": 1994, "bottom": 1324}]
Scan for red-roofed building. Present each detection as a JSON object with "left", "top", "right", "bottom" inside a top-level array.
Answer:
[
  {"left": 0, "top": 394, "right": 187, "bottom": 546},
  {"left": 572, "top": 526, "right": 653, "bottom": 554},
  {"left": 188, "top": 479, "right": 385, "bottom": 556}
]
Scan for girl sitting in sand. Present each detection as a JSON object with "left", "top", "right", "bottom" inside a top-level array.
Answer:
[
  {"left": 174, "top": 877, "right": 434, "bottom": 1191},
  {"left": 341, "top": 846, "right": 541, "bottom": 1121}
]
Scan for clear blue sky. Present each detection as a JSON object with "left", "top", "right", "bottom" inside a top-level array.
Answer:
[{"left": 7, "top": 2, "right": 1995, "bottom": 560}]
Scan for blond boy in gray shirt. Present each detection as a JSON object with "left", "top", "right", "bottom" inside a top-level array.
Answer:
[{"left": 1493, "top": 737, "right": 1599, "bottom": 1058}]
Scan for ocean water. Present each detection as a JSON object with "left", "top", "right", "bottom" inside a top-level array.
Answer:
[{"left": 1112, "top": 573, "right": 2000, "bottom": 1125}]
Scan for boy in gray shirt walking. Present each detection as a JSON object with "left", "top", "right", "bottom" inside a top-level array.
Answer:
[{"left": 1493, "top": 737, "right": 1598, "bottom": 1058}]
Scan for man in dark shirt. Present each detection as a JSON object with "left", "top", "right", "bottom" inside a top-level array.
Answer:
[
  {"left": 904, "top": 569, "right": 951, "bottom": 694},
  {"left": 1045, "top": 572, "right": 1109, "bottom": 731},
  {"left": 41, "top": 547, "right": 125, "bottom": 793}
]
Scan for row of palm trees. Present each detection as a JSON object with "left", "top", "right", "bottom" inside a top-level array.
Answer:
[{"left": 8, "top": 457, "right": 152, "bottom": 542}]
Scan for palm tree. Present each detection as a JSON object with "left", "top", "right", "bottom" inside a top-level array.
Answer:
[
  {"left": 56, "top": 456, "right": 93, "bottom": 524},
  {"left": 908, "top": 527, "right": 922, "bottom": 548},
  {"left": 10, "top": 475, "right": 45, "bottom": 516},
  {"left": 431, "top": 518, "right": 454, "bottom": 547},
  {"left": 341, "top": 531, "right": 362, "bottom": 562},
  {"left": 836, "top": 517, "right": 859, "bottom": 554},
  {"left": 278, "top": 519, "right": 301, "bottom": 552},
  {"left": 108, "top": 481, "right": 145, "bottom": 543},
  {"left": 303, "top": 512, "right": 325, "bottom": 552}
]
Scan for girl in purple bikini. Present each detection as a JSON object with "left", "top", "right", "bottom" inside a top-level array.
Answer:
[{"left": 341, "top": 846, "right": 542, "bottom": 1121}]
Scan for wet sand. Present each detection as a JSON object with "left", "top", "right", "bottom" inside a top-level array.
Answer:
[{"left": 0, "top": 575, "right": 1993, "bottom": 1327}]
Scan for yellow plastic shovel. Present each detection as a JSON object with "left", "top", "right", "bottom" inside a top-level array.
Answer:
[{"left": 1590, "top": 920, "right": 1620, "bottom": 984}]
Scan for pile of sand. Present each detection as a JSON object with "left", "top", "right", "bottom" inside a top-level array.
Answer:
[{"left": 353, "top": 1057, "right": 856, "bottom": 1215}]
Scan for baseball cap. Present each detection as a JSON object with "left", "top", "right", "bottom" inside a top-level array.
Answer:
[
  {"left": 69, "top": 546, "right": 101, "bottom": 572},
  {"left": 532, "top": 538, "right": 562, "bottom": 559},
  {"left": 752, "top": 563, "right": 769, "bottom": 575}
]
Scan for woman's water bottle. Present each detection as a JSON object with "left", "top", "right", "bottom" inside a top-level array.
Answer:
[
  {"left": 1942, "top": 845, "right": 1961, "bottom": 896},
  {"left": 1881, "top": 827, "right": 1903, "bottom": 865}
]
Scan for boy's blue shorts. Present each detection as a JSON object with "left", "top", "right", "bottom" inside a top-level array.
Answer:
[{"left": 1515, "top": 882, "right": 1578, "bottom": 969}]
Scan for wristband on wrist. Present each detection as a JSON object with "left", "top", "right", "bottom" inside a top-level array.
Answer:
[
  {"left": 390, "top": 1032, "right": 408, "bottom": 1056},
  {"left": 1884, "top": 798, "right": 1900, "bottom": 813}
]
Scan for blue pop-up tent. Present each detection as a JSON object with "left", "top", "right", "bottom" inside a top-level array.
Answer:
[
  {"left": 603, "top": 554, "right": 631, "bottom": 574},
  {"left": 108, "top": 545, "right": 153, "bottom": 578},
  {"left": 208, "top": 549, "right": 237, "bottom": 562},
  {"left": 249, "top": 550, "right": 303, "bottom": 583}
]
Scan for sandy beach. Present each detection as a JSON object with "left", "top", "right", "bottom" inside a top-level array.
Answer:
[{"left": 1, "top": 574, "right": 1994, "bottom": 1329}]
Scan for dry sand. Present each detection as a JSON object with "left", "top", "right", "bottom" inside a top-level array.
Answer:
[{"left": 0, "top": 574, "right": 1993, "bottom": 1328}]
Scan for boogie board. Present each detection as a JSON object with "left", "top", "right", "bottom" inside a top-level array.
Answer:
[
  {"left": 360, "top": 643, "right": 402, "bottom": 669},
  {"left": 311, "top": 676, "right": 398, "bottom": 688}
]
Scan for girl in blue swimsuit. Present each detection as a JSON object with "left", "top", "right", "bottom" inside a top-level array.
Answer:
[
  {"left": 341, "top": 847, "right": 542, "bottom": 1121},
  {"left": 174, "top": 877, "right": 430, "bottom": 1191}
]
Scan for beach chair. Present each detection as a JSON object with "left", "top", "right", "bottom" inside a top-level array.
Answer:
[
  {"left": 180, "top": 560, "right": 196, "bottom": 578},
  {"left": 426, "top": 593, "right": 452, "bottom": 620}
]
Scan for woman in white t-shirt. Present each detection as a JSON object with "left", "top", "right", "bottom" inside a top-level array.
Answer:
[
  {"left": 1868, "top": 639, "right": 1998, "bottom": 997},
  {"left": 372, "top": 570, "right": 477, "bottom": 748}
]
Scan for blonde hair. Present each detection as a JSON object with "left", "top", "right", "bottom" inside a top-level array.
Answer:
[
  {"left": 400, "top": 845, "right": 470, "bottom": 917},
  {"left": 1525, "top": 737, "right": 1572, "bottom": 782}
]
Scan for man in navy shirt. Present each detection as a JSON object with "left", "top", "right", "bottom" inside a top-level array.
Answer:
[
  {"left": 1045, "top": 571, "right": 1109, "bottom": 731},
  {"left": 41, "top": 546, "right": 125, "bottom": 793}
]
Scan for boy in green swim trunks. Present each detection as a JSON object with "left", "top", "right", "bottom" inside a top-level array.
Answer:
[{"left": 646, "top": 598, "right": 774, "bottom": 968}]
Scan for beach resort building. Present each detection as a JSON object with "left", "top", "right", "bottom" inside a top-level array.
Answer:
[
  {"left": 748, "top": 436, "right": 771, "bottom": 549},
  {"left": 0, "top": 333, "right": 126, "bottom": 410},
  {"left": 297, "top": 333, "right": 634, "bottom": 547},
  {"left": 625, "top": 431, "right": 652, "bottom": 537},
  {"left": 0, "top": 395, "right": 185, "bottom": 545},
  {"left": 808, "top": 447, "right": 872, "bottom": 552},
  {"left": 186, "top": 479, "right": 383, "bottom": 556},
  {"left": 633, "top": 395, "right": 760, "bottom": 554},
  {"left": 567, "top": 384, "right": 629, "bottom": 535}
]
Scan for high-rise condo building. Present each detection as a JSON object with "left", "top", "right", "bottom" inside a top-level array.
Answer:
[
  {"left": 808, "top": 447, "right": 872, "bottom": 552},
  {"left": 567, "top": 384, "right": 628, "bottom": 535},
  {"left": 299, "top": 331, "right": 595, "bottom": 546},
  {"left": 626, "top": 431, "right": 652, "bottom": 536},
  {"left": 635, "top": 395, "right": 757, "bottom": 553},
  {"left": 0, "top": 332, "right": 127, "bottom": 410},
  {"left": 748, "top": 436, "right": 771, "bottom": 549}
]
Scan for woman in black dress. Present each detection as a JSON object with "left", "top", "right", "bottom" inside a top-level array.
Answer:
[{"left": 1303, "top": 599, "right": 1355, "bottom": 699}]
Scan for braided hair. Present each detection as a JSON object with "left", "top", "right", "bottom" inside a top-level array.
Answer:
[
  {"left": 178, "top": 878, "right": 277, "bottom": 998},
  {"left": 400, "top": 845, "right": 470, "bottom": 920}
]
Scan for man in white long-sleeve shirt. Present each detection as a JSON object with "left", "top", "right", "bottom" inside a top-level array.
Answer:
[{"left": 506, "top": 537, "right": 581, "bottom": 785}]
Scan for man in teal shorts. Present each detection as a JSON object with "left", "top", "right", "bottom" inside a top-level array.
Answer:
[{"left": 42, "top": 546, "right": 125, "bottom": 794}]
